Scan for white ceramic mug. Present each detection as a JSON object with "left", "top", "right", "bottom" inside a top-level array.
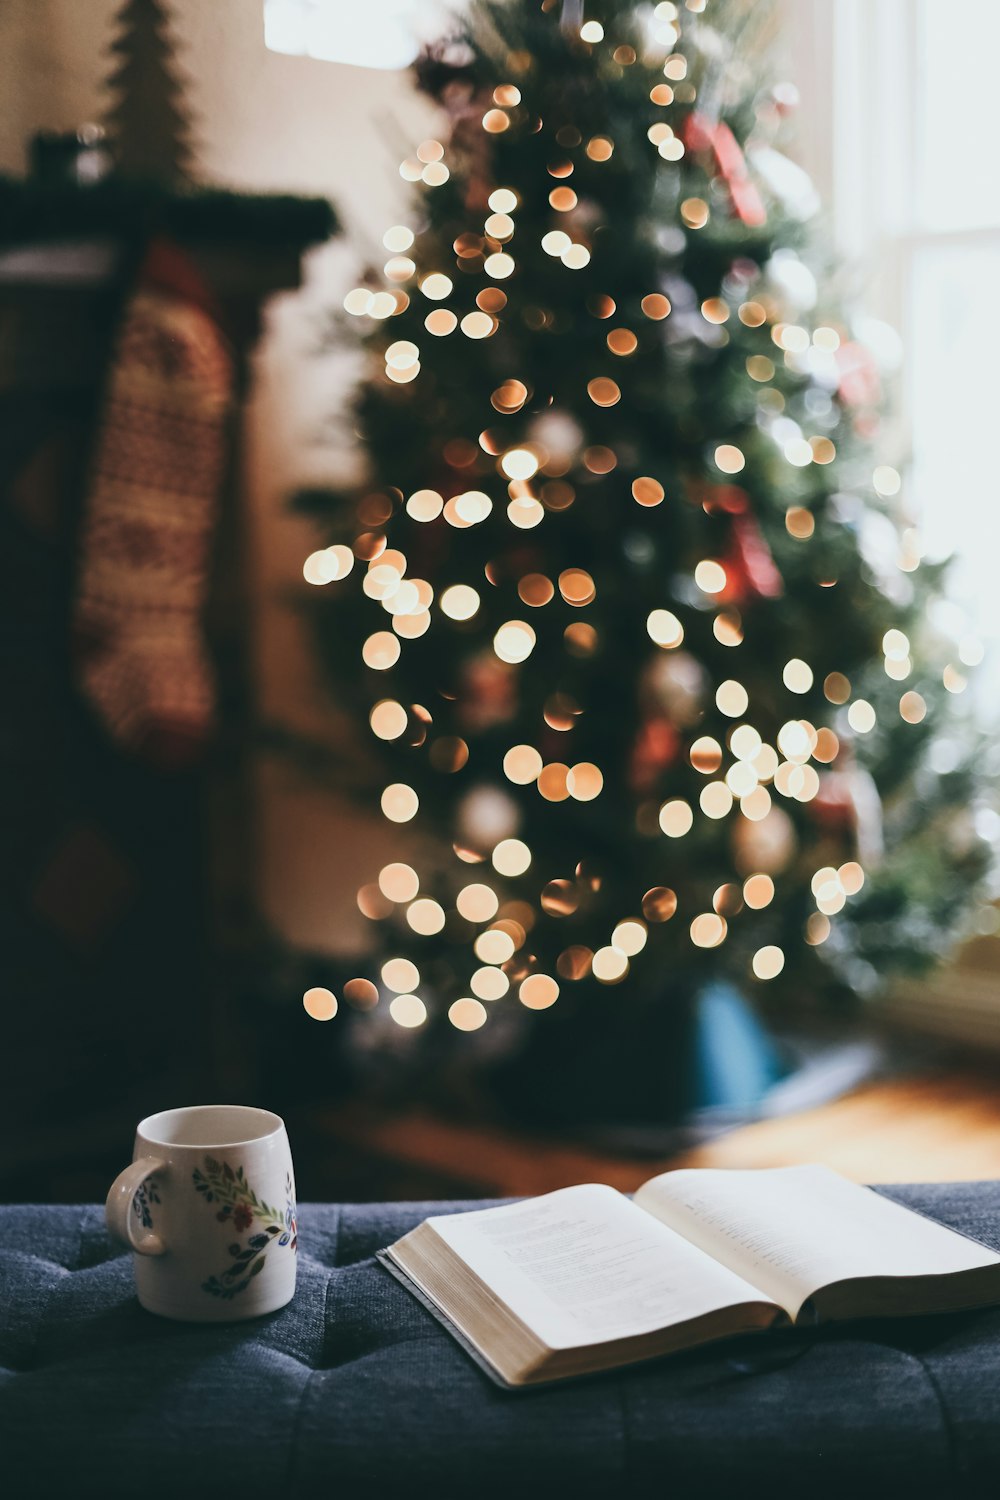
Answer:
[{"left": 105, "top": 1104, "right": 297, "bottom": 1322}]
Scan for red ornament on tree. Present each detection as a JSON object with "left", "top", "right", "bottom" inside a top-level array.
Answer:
[
  {"left": 722, "top": 511, "right": 784, "bottom": 603},
  {"left": 835, "top": 341, "right": 881, "bottom": 409},
  {"left": 682, "top": 112, "right": 767, "bottom": 227},
  {"left": 629, "top": 715, "right": 680, "bottom": 795}
]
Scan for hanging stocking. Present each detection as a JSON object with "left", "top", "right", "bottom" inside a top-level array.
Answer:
[{"left": 73, "top": 238, "right": 233, "bottom": 768}]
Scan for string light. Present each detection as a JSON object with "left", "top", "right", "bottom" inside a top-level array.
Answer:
[
  {"left": 659, "top": 799, "right": 693, "bottom": 837},
  {"left": 642, "top": 887, "right": 677, "bottom": 921},
  {"left": 700, "top": 781, "right": 734, "bottom": 819},
  {"left": 441, "top": 584, "right": 481, "bottom": 620},
  {"left": 461, "top": 311, "right": 496, "bottom": 338},
  {"left": 740, "top": 785, "right": 772, "bottom": 820},
  {"left": 303, "top": 550, "right": 339, "bottom": 585},
  {"left": 475, "top": 928, "right": 515, "bottom": 964},
  {"left": 363, "top": 633, "right": 400, "bottom": 670},
  {"left": 714, "top": 444, "right": 745, "bottom": 474},
  {"left": 717, "top": 680, "right": 749, "bottom": 717},
  {"left": 900, "top": 691, "right": 927, "bottom": 723},
  {"left": 647, "top": 609, "right": 684, "bottom": 648},
  {"left": 452, "top": 490, "right": 493, "bottom": 524},
  {"left": 378, "top": 863, "right": 419, "bottom": 902},
  {"left": 641, "top": 294, "right": 671, "bottom": 319},
  {"left": 503, "top": 745, "right": 543, "bottom": 784},
  {"left": 406, "top": 899, "right": 445, "bottom": 935},
  {"left": 632, "top": 477, "right": 665, "bottom": 506},
  {"left": 847, "top": 700, "right": 876, "bottom": 733},
  {"left": 494, "top": 620, "right": 536, "bottom": 663},
  {"left": 873, "top": 465, "right": 901, "bottom": 496},
  {"left": 383, "top": 225, "right": 414, "bottom": 252},
  {"left": 381, "top": 784, "right": 418, "bottom": 822},
  {"left": 357, "top": 883, "right": 392, "bottom": 921},
  {"left": 681, "top": 198, "right": 709, "bottom": 228},
  {"left": 520, "top": 974, "right": 559, "bottom": 1009},
  {"left": 368, "top": 291, "right": 397, "bottom": 319},
  {"left": 592, "top": 946, "right": 629, "bottom": 983},
  {"left": 806, "top": 914, "right": 831, "bottom": 945},
  {"left": 612, "top": 920, "right": 648, "bottom": 955},
  {"left": 384, "top": 256, "right": 416, "bottom": 283},
  {"left": 567, "top": 762, "right": 604, "bottom": 800},
  {"left": 743, "top": 874, "right": 774, "bottom": 908},
  {"left": 695, "top": 560, "right": 727, "bottom": 594},
  {"left": 537, "top": 763, "right": 570, "bottom": 801},
  {"left": 485, "top": 213, "right": 515, "bottom": 240},
  {"left": 344, "top": 979, "right": 379, "bottom": 1010},
  {"left": 344, "top": 288, "right": 373, "bottom": 316},
  {"left": 471, "top": 966, "right": 509, "bottom": 1000},
  {"left": 456, "top": 883, "right": 500, "bottom": 922},
  {"left": 303, "top": 987, "right": 337, "bottom": 1021},
  {"left": 690, "top": 736, "right": 723, "bottom": 773},
  {"left": 425, "top": 309, "right": 457, "bottom": 336},
  {"left": 491, "top": 840, "right": 529, "bottom": 877},
  {"left": 501, "top": 448, "right": 538, "bottom": 480},
  {"left": 752, "top": 946, "right": 784, "bottom": 980},
  {"left": 587, "top": 378, "right": 621, "bottom": 407},
  {"left": 559, "top": 568, "right": 596, "bottom": 605},
  {"left": 714, "top": 611, "right": 743, "bottom": 646},
  {"left": 518, "top": 573, "right": 554, "bottom": 606},
  {"left": 691, "top": 913, "right": 726, "bottom": 948},
  {"left": 564, "top": 236, "right": 599, "bottom": 271},
  {"left": 485, "top": 252, "right": 516, "bottom": 279},
  {"left": 782, "top": 659, "right": 814, "bottom": 693},
  {"left": 370, "top": 700, "right": 407, "bottom": 740},
  {"left": 558, "top": 946, "right": 593, "bottom": 979},
  {"left": 449, "top": 997, "right": 488, "bottom": 1030},
  {"left": 382, "top": 957, "right": 419, "bottom": 993},
  {"left": 390, "top": 994, "right": 427, "bottom": 1027},
  {"left": 727, "top": 761, "right": 758, "bottom": 797}
]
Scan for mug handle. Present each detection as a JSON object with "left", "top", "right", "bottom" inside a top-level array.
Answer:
[{"left": 105, "top": 1158, "right": 168, "bottom": 1256}]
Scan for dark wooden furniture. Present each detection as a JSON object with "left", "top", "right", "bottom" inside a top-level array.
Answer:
[{"left": 0, "top": 204, "right": 331, "bottom": 1201}]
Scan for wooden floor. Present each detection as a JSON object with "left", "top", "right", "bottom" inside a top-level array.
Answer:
[
  {"left": 677, "top": 1070, "right": 1000, "bottom": 1183},
  {"left": 308, "top": 1066, "right": 1000, "bottom": 1199}
]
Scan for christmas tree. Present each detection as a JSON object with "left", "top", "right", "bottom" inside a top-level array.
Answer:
[
  {"left": 104, "top": 0, "right": 194, "bottom": 185},
  {"left": 302, "top": 0, "right": 990, "bottom": 1074}
]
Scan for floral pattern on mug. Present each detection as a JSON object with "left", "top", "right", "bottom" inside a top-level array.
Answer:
[
  {"left": 282, "top": 1180, "right": 298, "bottom": 1254},
  {"left": 194, "top": 1157, "right": 297, "bottom": 1299},
  {"left": 132, "top": 1177, "right": 161, "bottom": 1230},
  {"left": 192, "top": 1156, "right": 286, "bottom": 1230}
]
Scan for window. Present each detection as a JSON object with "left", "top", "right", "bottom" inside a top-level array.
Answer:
[
  {"left": 796, "top": 0, "right": 1000, "bottom": 700},
  {"left": 787, "top": 0, "right": 1000, "bottom": 1022},
  {"left": 263, "top": 0, "right": 455, "bottom": 71}
]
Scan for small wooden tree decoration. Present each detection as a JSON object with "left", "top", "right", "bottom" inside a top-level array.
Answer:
[{"left": 104, "top": 0, "right": 195, "bottom": 185}]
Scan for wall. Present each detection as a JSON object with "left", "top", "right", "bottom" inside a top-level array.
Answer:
[{"left": 0, "top": 0, "right": 436, "bottom": 956}]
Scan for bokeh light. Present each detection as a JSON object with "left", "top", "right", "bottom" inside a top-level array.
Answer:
[{"left": 303, "top": 987, "right": 337, "bottom": 1021}]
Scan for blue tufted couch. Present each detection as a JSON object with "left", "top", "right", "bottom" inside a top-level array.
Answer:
[{"left": 3, "top": 1186, "right": 1000, "bottom": 1497}]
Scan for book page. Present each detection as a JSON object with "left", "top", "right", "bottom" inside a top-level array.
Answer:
[
  {"left": 635, "top": 1165, "right": 1000, "bottom": 1318},
  {"left": 427, "top": 1183, "right": 776, "bottom": 1350}
]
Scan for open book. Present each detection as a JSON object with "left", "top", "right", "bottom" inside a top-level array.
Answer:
[{"left": 379, "top": 1165, "right": 1000, "bottom": 1387}]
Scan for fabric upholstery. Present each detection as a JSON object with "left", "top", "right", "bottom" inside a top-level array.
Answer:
[{"left": 2, "top": 1184, "right": 1000, "bottom": 1497}]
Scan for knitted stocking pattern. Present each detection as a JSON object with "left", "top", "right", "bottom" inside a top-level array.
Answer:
[{"left": 74, "top": 242, "right": 233, "bottom": 767}]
